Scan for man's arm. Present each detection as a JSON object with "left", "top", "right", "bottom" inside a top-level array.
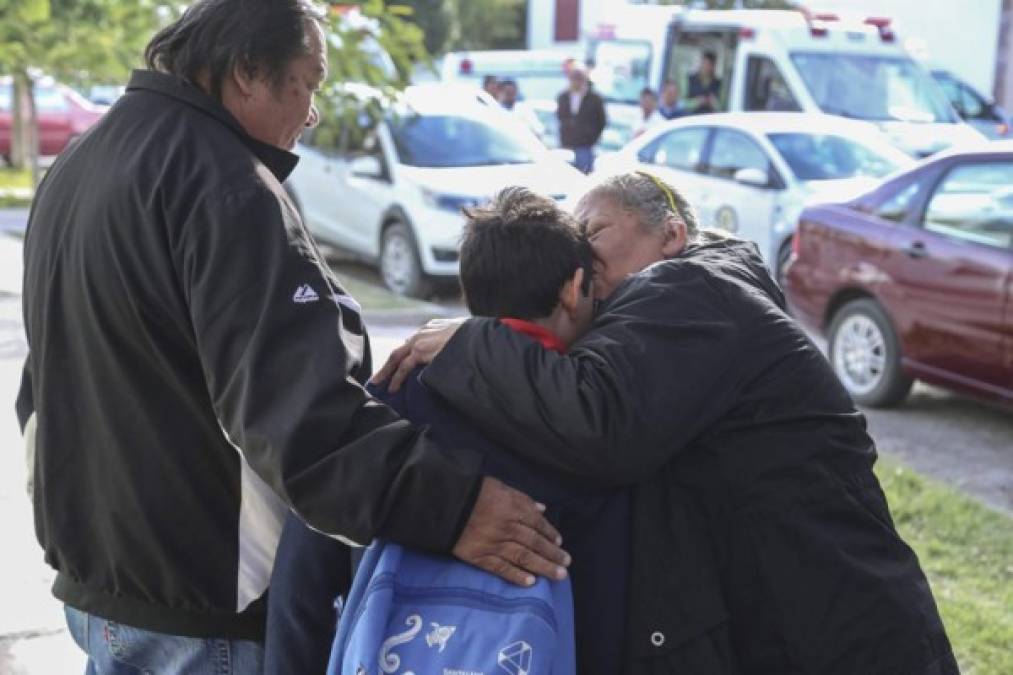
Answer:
[
  {"left": 177, "top": 185, "right": 566, "bottom": 579},
  {"left": 414, "top": 268, "right": 741, "bottom": 486}
]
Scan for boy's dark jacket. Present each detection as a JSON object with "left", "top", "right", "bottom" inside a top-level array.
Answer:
[
  {"left": 370, "top": 330, "right": 630, "bottom": 675},
  {"left": 419, "top": 234, "right": 958, "bottom": 674}
]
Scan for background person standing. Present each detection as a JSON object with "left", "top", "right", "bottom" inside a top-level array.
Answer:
[
  {"left": 687, "top": 51, "right": 722, "bottom": 114},
  {"left": 556, "top": 64, "right": 606, "bottom": 174},
  {"left": 632, "top": 86, "right": 662, "bottom": 138},
  {"left": 657, "top": 80, "right": 686, "bottom": 120},
  {"left": 482, "top": 73, "right": 500, "bottom": 100}
]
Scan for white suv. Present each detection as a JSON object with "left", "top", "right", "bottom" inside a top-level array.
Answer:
[{"left": 287, "top": 83, "right": 588, "bottom": 297}]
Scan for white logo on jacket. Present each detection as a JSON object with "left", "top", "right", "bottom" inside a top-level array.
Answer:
[{"left": 293, "top": 284, "right": 319, "bottom": 303}]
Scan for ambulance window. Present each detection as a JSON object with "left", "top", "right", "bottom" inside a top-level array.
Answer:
[
  {"left": 745, "top": 56, "right": 801, "bottom": 112},
  {"left": 589, "top": 40, "right": 651, "bottom": 105},
  {"left": 665, "top": 30, "right": 737, "bottom": 112}
]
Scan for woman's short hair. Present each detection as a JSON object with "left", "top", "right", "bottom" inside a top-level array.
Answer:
[{"left": 583, "top": 172, "right": 699, "bottom": 239}]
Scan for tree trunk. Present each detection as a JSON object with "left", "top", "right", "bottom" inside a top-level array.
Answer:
[{"left": 11, "top": 71, "right": 40, "bottom": 187}]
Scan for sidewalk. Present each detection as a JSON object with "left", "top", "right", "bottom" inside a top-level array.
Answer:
[
  {"left": 0, "top": 306, "right": 85, "bottom": 672},
  {"left": 0, "top": 235, "right": 22, "bottom": 297}
]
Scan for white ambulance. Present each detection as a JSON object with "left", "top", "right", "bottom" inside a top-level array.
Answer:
[{"left": 587, "top": 6, "right": 984, "bottom": 156}]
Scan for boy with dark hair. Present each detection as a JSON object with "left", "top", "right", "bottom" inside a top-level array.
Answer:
[{"left": 266, "top": 188, "right": 629, "bottom": 674}]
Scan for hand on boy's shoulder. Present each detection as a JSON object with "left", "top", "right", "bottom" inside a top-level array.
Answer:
[{"left": 371, "top": 317, "right": 467, "bottom": 392}]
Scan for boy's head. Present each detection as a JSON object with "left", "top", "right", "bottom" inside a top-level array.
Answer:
[{"left": 460, "top": 187, "right": 595, "bottom": 347}]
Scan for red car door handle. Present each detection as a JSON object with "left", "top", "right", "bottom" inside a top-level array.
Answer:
[{"left": 904, "top": 241, "right": 928, "bottom": 259}]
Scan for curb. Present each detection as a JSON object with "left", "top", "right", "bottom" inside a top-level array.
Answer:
[{"left": 363, "top": 304, "right": 461, "bottom": 327}]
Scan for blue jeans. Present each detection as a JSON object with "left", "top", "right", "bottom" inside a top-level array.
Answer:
[
  {"left": 65, "top": 606, "right": 264, "bottom": 674},
  {"left": 572, "top": 146, "right": 595, "bottom": 174}
]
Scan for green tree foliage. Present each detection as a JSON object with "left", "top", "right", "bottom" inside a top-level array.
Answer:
[
  {"left": 0, "top": 0, "right": 170, "bottom": 175},
  {"left": 396, "top": 0, "right": 451, "bottom": 55},
  {"left": 449, "top": 0, "right": 526, "bottom": 51},
  {"left": 0, "top": 0, "right": 427, "bottom": 179}
]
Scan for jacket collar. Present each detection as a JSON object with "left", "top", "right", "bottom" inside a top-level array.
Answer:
[
  {"left": 500, "top": 318, "right": 568, "bottom": 353},
  {"left": 126, "top": 70, "right": 299, "bottom": 181}
]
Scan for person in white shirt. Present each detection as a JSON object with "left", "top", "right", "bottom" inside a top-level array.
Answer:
[{"left": 632, "top": 86, "right": 663, "bottom": 139}]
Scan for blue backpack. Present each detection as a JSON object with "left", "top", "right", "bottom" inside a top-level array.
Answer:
[{"left": 328, "top": 540, "right": 576, "bottom": 675}]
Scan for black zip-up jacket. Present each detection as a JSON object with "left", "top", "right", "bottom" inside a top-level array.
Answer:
[
  {"left": 420, "top": 235, "right": 958, "bottom": 674},
  {"left": 17, "top": 70, "right": 482, "bottom": 640},
  {"left": 556, "top": 87, "right": 607, "bottom": 149}
]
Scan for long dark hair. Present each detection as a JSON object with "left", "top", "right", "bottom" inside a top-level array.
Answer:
[{"left": 145, "top": 0, "right": 326, "bottom": 100}]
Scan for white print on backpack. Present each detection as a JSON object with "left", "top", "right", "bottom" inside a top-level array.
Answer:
[
  {"left": 426, "top": 623, "right": 457, "bottom": 652},
  {"left": 292, "top": 284, "right": 319, "bottom": 304},
  {"left": 497, "top": 641, "right": 533, "bottom": 675},
  {"left": 379, "top": 614, "right": 423, "bottom": 674}
]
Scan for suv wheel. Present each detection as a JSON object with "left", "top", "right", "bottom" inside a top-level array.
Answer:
[
  {"left": 828, "top": 298, "right": 913, "bottom": 407},
  {"left": 380, "top": 221, "right": 431, "bottom": 298},
  {"left": 776, "top": 239, "right": 792, "bottom": 288}
]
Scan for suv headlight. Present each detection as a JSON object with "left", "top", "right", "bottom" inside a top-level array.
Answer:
[{"left": 421, "top": 188, "right": 485, "bottom": 213}]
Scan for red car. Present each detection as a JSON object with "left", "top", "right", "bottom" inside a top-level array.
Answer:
[
  {"left": 785, "top": 143, "right": 1013, "bottom": 407},
  {"left": 0, "top": 78, "right": 107, "bottom": 163}
]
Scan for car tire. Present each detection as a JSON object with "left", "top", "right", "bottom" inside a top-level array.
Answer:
[
  {"left": 775, "top": 239, "right": 792, "bottom": 288},
  {"left": 828, "top": 298, "right": 913, "bottom": 407},
  {"left": 380, "top": 221, "right": 431, "bottom": 298}
]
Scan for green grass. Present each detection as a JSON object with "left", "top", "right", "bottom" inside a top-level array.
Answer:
[
  {"left": 331, "top": 270, "right": 432, "bottom": 312},
  {"left": 876, "top": 460, "right": 1013, "bottom": 674},
  {"left": 0, "top": 167, "right": 33, "bottom": 207},
  {"left": 0, "top": 167, "right": 31, "bottom": 191}
]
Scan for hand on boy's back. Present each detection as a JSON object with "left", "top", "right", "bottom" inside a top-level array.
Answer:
[
  {"left": 454, "top": 477, "right": 571, "bottom": 587},
  {"left": 372, "top": 317, "right": 466, "bottom": 392}
]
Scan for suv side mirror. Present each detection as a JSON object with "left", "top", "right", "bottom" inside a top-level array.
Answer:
[
  {"left": 350, "top": 155, "right": 384, "bottom": 180},
  {"left": 734, "top": 167, "right": 770, "bottom": 188}
]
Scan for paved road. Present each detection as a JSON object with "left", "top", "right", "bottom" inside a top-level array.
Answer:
[
  {"left": 862, "top": 383, "right": 1012, "bottom": 515},
  {"left": 0, "top": 209, "right": 28, "bottom": 236}
]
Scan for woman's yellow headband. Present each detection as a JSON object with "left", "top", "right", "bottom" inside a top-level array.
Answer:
[{"left": 636, "top": 170, "right": 678, "bottom": 213}]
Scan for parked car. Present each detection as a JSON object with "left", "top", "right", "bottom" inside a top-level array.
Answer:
[
  {"left": 785, "top": 143, "right": 1013, "bottom": 407},
  {"left": 0, "top": 77, "right": 107, "bottom": 163},
  {"left": 931, "top": 69, "right": 1012, "bottom": 140},
  {"left": 286, "top": 83, "right": 589, "bottom": 297},
  {"left": 88, "top": 84, "right": 126, "bottom": 107},
  {"left": 594, "top": 112, "right": 914, "bottom": 279}
]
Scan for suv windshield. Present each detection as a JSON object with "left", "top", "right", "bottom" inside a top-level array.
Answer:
[
  {"left": 588, "top": 40, "right": 651, "bottom": 104},
  {"left": 389, "top": 113, "right": 539, "bottom": 168},
  {"left": 768, "top": 133, "right": 904, "bottom": 181},
  {"left": 791, "top": 52, "right": 956, "bottom": 123}
]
